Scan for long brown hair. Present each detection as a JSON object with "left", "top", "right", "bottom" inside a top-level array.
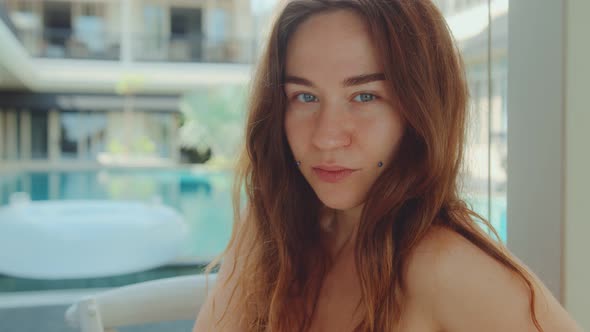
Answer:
[{"left": 212, "top": 0, "right": 542, "bottom": 331}]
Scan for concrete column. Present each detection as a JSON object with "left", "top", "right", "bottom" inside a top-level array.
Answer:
[
  {"left": 77, "top": 136, "right": 86, "bottom": 160},
  {"left": 5, "top": 110, "right": 18, "bottom": 160},
  {"left": 120, "top": 0, "right": 134, "bottom": 63},
  {"left": 19, "top": 110, "right": 31, "bottom": 160},
  {"left": 0, "top": 110, "right": 4, "bottom": 160},
  {"left": 233, "top": 0, "right": 254, "bottom": 62},
  {"left": 90, "top": 130, "right": 100, "bottom": 160},
  {"left": 48, "top": 110, "right": 61, "bottom": 162},
  {"left": 204, "top": 0, "right": 214, "bottom": 38}
]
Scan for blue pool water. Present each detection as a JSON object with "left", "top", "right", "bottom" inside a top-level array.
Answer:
[
  {"left": 465, "top": 194, "right": 507, "bottom": 242},
  {"left": 0, "top": 168, "right": 234, "bottom": 263},
  {"left": 0, "top": 168, "right": 507, "bottom": 267}
]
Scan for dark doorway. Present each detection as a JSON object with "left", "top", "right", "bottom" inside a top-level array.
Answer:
[
  {"left": 170, "top": 7, "right": 202, "bottom": 61},
  {"left": 43, "top": 1, "right": 72, "bottom": 56}
]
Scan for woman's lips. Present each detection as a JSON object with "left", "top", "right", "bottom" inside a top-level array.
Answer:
[{"left": 312, "top": 167, "right": 356, "bottom": 183}]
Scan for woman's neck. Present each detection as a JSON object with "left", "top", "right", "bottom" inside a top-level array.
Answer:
[{"left": 322, "top": 204, "right": 364, "bottom": 259}]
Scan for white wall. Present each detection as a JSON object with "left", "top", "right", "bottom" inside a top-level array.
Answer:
[
  {"left": 564, "top": 0, "right": 590, "bottom": 327},
  {"left": 507, "top": 0, "right": 564, "bottom": 298},
  {"left": 508, "top": 0, "right": 590, "bottom": 329}
]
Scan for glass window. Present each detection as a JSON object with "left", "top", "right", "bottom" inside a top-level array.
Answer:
[
  {"left": 73, "top": 3, "right": 106, "bottom": 57},
  {"left": 60, "top": 111, "right": 108, "bottom": 160},
  {"left": 435, "top": 0, "right": 509, "bottom": 240},
  {"left": 60, "top": 111, "right": 79, "bottom": 159},
  {"left": 30, "top": 112, "right": 48, "bottom": 159},
  {"left": 0, "top": 111, "right": 4, "bottom": 160},
  {"left": 42, "top": 1, "right": 72, "bottom": 57},
  {"left": 140, "top": 4, "right": 167, "bottom": 60},
  {"left": 170, "top": 7, "right": 202, "bottom": 61},
  {"left": 86, "top": 112, "right": 107, "bottom": 159},
  {"left": 147, "top": 112, "right": 171, "bottom": 158}
]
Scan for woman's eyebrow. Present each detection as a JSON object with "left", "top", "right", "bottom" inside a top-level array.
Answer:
[
  {"left": 284, "top": 73, "right": 386, "bottom": 88},
  {"left": 284, "top": 75, "right": 314, "bottom": 87},
  {"left": 342, "top": 73, "right": 386, "bottom": 87}
]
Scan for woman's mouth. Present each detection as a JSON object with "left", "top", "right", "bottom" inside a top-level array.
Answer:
[{"left": 312, "top": 166, "right": 356, "bottom": 183}]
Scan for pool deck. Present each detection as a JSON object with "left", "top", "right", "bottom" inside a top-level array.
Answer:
[
  {"left": 0, "top": 159, "right": 235, "bottom": 174},
  {"left": 0, "top": 304, "right": 194, "bottom": 332},
  {"left": 0, "top": 265, "right": 207, "bottom": 332}
]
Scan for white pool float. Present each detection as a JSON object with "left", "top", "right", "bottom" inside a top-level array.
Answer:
[{"left": 0, "top": 193, "right": 189, "bottom": 279}]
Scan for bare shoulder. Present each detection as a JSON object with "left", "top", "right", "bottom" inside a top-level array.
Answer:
[
  {"left": 405, "top": 225, "right": 499, "bottom": 282},
  {"left": 404, "top": 226, "right": 582, "bottom": 332},
  {"left": 192, "top": 213, "right": 253, "bottom": 332}
]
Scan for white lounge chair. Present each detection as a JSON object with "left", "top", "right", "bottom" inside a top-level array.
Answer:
[{"left": 65, "top": 274, "right": 217, "bottom": 332}]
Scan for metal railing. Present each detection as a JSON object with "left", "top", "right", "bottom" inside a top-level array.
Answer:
[
  {"left": 12, "top": 28, "right": 258, "bottom": 64},
  {"left": 133, "top": 33, "right": 258, "bottom": 64},
  {"left": 15, "top": 27, "right": 120, "bottom": 60}
]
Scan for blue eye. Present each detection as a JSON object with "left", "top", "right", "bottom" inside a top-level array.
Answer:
[
  {"left": 295, "top": 93, "right": 318, "bottom": 103},
  {"left": 353, "top": 93, "right": 377, "bottom": 102}
]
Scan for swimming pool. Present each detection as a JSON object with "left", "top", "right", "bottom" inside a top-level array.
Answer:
[
  {"left": 0, "top": 168, "right": 234, "bottom": 265},
  {"left": 0, "top": 168, "right": 506, "bottom": 273}
]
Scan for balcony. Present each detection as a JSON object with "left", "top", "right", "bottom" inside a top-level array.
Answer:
[
  {"left": 0, "top": 17, "right": 253, "bottom": 93},
  {"left": 133, "top": 33, "right": 257, "bottom": 64},
  {"left": 15, "top": 27, "right": 120, "bottom": 60},
  {"left": 10, "top": 27, "right": 257, "bottom": 64}
]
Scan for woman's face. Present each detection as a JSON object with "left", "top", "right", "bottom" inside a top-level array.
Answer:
[{"left": 284, "top": 10, "right": 405, "bottom": 211}]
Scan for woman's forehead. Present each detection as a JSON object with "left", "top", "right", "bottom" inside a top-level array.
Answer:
[{"left": 284, "top": 10, "right": 382, "bottom": 81}]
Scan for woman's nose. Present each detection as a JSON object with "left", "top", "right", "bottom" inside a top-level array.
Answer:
[{"left": 310, "top": 103, "right": 352, "bottom": 151}]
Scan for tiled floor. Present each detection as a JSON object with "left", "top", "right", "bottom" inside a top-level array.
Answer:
[{"left": 0, "top": 304, "right": 194, "bottom": 332}]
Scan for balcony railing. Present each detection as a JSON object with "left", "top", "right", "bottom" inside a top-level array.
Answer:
[
  {"left": 15, "top": 27, "right": 120, "bottom": 60},
  {"left": 133, "top": 33, "right": 258, "bottom": 64},
  {"left": 12, "top": 28, "right": 257, "bottom": 64}
]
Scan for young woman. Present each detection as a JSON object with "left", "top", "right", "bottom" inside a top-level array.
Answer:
[{"left": 194, "top": 0, "right": 581, "bottom": 331}]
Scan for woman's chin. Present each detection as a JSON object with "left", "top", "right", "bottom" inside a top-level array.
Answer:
[{"left": 315, "top": 194, "right": 364, "bottom": 212}]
